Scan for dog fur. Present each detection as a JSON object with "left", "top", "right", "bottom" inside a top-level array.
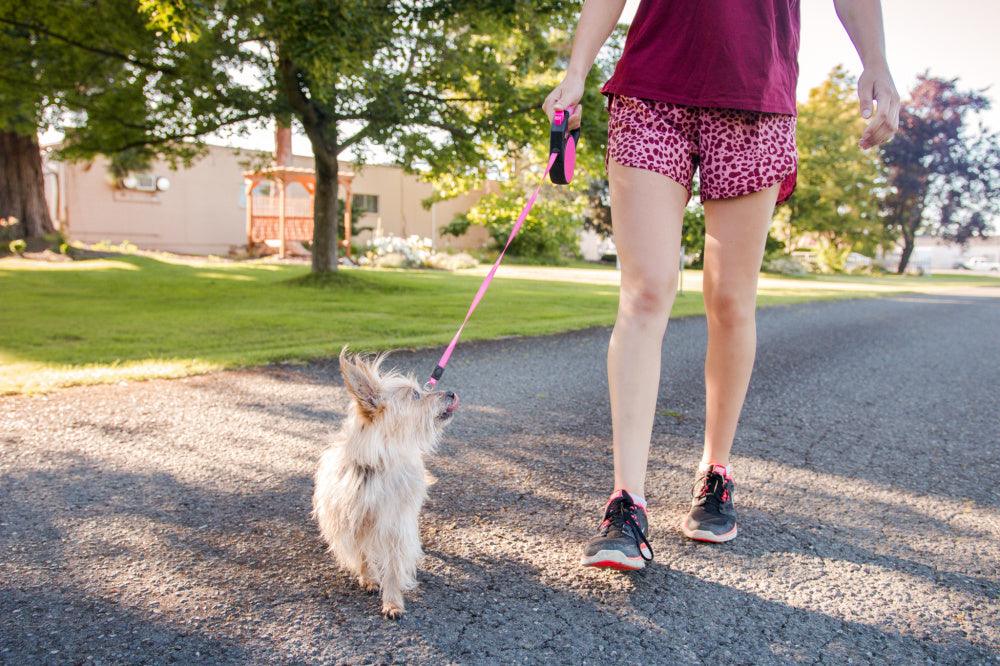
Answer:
[{"left": 313, "top": 349, "right": 457, "bottom": 619}]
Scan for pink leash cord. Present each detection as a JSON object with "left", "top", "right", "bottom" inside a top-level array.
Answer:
[
  {"left": 424, "top": 151, "right": 559, "bottom": 389},
  {"left": 425, "top": 106, "right": 577, "bottom": 389}
]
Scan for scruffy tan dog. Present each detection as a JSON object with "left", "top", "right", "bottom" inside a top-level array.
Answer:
[{"left": 313, "top": 349, "right": 458, "bottom": 619}]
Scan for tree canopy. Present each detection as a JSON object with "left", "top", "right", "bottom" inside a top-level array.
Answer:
[
  {"left": 880, "top": 74, "right": 1000, "bottom": 272},
  {"left": 4, "top": 0, "right": 587, "bottom": 272},
  {"left": 786, "top": 66, "right": 889, "bottom": 271}
]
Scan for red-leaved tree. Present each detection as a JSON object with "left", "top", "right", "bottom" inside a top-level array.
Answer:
[{"left": 880, "top": 75, "right": 1000, "bottom": 273}]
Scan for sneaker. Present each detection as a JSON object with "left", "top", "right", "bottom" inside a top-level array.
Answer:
[
  {"left": 580, "top": 490, "right": 654, "bottom": 570},
  {"left": 681, "top": 465, "right": 738, "bottom": 543}
]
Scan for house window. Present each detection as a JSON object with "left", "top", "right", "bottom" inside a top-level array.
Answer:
[
  {"left": 121, "top": 173, "right": 169, "bottom": 192},
  {"left": 354, "top": 194, "right": 378, "bottom": 214}
]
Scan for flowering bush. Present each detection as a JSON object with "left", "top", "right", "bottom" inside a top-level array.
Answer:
[
  {"left": 426, "top": 251, "right": 478, "bottom": 271},
  {"left": 762, "top": 255, "right": 808, "bottom": 275},
  {"left": 0, "top": 216, "right": 21, "bottom": 244},
  {"left": 365, "top": 234, "right": 433, "bottom": 268},
  {"left": 361, "top": 235, "right": 479, "bottom": 271}
]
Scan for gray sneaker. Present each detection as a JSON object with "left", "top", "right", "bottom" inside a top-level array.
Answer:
[
  {"left": 681, "top": 465, "right": 738, "bottom": 543},
  {"left": 580, "top": 490, "right": 654, "bottom": 570}
]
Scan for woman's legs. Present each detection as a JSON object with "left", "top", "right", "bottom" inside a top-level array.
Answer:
[
  {"left": 700, "top": 183, "right": 780, "bottom": 467},
  {"left": 606, "top": 158, "right": 689, "bottom": 498}
]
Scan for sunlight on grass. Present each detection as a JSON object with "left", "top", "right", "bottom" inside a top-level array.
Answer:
[
  {"left": 195, "top": 271, "right": 258, "bottom": 281},
  {"left": 0, "top": 257, "right": 139, "bottom": 272},
  {"left": 1, "top": 358, "right": 221, "bottom": 395},
  {"left": 2, "top": 253, "right": 977, "bottom": 395}
]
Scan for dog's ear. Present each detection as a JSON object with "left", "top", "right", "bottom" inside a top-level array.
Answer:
[{"left": 339, "top": 347, "right": 383, "bottom": 421}]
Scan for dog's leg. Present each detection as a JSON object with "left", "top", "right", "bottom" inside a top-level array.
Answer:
[
  {"left": 378, "top": 552, "right": 407, "bottom": 619},
  {"left": 376, "top": 511, "right": 421, "bottom": 620},
  {"left": 357, "top": 558, "right": 379, "bottom": 593}
]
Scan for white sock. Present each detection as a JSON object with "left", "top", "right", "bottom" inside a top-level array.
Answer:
[
  {"left": 699, "top": 461, "right": 732, "bottom": 477},
  {"left": 610, "top": 489, "right": 647, "bottom": 509}
]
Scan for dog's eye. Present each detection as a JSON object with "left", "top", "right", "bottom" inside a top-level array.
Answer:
[{"left": 411, "top": 389, "right": 421, "bottom": 400}]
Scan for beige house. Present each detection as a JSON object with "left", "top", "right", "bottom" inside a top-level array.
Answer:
[{"left": 44, "top": 143, "right": 489, "bottom": 255}]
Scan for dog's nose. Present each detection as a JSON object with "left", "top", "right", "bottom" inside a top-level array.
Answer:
[{"left": 445, "top": 391, "right": 456, "bottom": 400}]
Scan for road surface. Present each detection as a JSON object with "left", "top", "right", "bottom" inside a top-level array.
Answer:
[{"left": 2, "top": 287, "right": 998, "bottom": 664}]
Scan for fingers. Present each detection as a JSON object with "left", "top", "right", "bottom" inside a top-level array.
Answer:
[
  {"left": 543, "top": 86, "right": 583, "bottom": 129},
  {"left": 568, "top": 104, "right": 583, "bottom": 130},
  {"left": 859, "top": 82, "right": 901, "bottom": 149},
  {"left": 860, "top": 109, "right": 892, "bottom": 148},
  {"left": 542, "top": 87, "right": 562, "bottom": 121},
  {"left": 858, "top": 77, "right": 875, "bottom": 120}
]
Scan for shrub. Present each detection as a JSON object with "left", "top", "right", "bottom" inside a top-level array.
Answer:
[
  {"left": 9, "top": 239, "right": 27, "bottom": 255},
  {"left": 426, "top": 252, "right": 477, "bottom": 271},
  {"left": 813, "top": 237, "right": 852, "bottom": 273},
  {"left": 447, "top": 186, "right": 584, "bottom": 264},
  {"left": 0, "top": 216, "right": 21, "bottom": 243},
  {"left": 762, "top": 255, "right": 808, "bottom": 275},
  {"left": 365, "top": 235, "right": 432, "bottom": 268},
  {"left": 361, "top": 235, "right": 479, "bottom": 271},
  {"left": 43, "top": 231, "right": 67, "bottom": 252},
  {"left": 89, "top": 239, "right": 139, "bottom": 254}
]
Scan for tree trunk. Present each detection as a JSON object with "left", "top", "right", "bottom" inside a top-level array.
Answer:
[
  {"left": 896, "top": 230, "right": 915, "bottom": 274},
  {"left": 312, "top": 154, "right": 339, "bottom": 273},
  {"left": 0, "top": 130, "right": 55, "bottom": 238}
]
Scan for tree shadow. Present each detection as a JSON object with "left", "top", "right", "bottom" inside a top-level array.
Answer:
[
  {"left": 408, "top": 548, "right": 992, "bottom": 664},
  {"left": 1, "top": 585, "right": 251, "bottom": 664},
  {"left": 2, "top": 430, "right": 995, "bottom": 662}
]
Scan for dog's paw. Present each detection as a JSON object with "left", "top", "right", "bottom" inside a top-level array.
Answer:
[
  {"left": 358, "top": 575, "right": 379, "bottom": 594},
  {"left": 381, "top": 602, "right": 404, "bottom": 620}
]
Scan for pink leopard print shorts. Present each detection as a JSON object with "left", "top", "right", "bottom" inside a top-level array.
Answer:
[{"left": 605, "top": 94, "right": 797, "bottom": 204}]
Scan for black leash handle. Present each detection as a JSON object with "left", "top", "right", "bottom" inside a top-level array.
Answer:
[{"left": 549, "top": 106, "right": 580, "bottom": 185}]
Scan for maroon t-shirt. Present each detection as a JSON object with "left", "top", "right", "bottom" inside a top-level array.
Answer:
[{"left": 601, "top": 0, "right": 801, "bottom": 115}]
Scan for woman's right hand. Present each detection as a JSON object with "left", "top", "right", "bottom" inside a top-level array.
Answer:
[{"left": 542, "top": 74, "right": 585, "bottom": 130}]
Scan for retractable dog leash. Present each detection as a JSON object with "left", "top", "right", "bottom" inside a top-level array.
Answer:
[{"left": 425, "top": 106, "right": 580, "bottom": 389}]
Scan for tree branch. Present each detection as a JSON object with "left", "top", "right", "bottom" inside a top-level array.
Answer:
[{"left": 0, "top": 17, "right": 178, "bottom": 75}]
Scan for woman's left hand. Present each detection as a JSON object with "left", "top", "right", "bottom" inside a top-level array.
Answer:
[{"left": 858, "top": 65, "right": 901, "bottom": 149}]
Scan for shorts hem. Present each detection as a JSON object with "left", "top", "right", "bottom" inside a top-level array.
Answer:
[
  {"left": 605, "top": 153, "right": 693, "bottom": 202},
  {"left": 699, "top": 165, "right": 798, "bottom": 205}
]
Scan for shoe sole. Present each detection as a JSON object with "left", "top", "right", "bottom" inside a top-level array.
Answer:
[
  {"left": 580, "top": 548, "right": 648, "bottom": 571},
  {"left": 680, "top": 522, "right": 738, "bottom": 543}
]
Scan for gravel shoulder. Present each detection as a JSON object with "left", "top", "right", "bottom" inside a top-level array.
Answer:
[{"left": 2, "top": 287, "right": 998, "bottom": 664}]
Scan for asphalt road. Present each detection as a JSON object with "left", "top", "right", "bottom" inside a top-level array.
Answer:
[{"left": 2, "top": 288, "right": 999, "bottom": 664}]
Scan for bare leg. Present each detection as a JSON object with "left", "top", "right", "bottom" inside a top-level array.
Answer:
[
  {"left": 607, "top": 158, "right": 688, "bottom": 497},
  {"left": 700, "top": 184, "right": 780, "bottom": 467}
]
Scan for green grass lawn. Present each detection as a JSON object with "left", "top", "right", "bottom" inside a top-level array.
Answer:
[
  {"left": 3, "top": 253, "right": 993, "bottom": 395},
  {"left": 762, "top": 270, "right": 1000, "bottom": 286}
]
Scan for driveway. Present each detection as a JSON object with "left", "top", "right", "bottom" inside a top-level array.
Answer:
[{"left": 2, "top": 287, "right": 998, "bottom": 664}]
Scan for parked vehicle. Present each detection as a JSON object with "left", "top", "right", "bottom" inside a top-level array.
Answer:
[
  {"left": 844, "top": 252, "right": 874, "bottom": 271},
  {"left": 962, "top": 256, "right": 1000, "bottom": 272},
  {"left": 597, "top": 237, "right": 618, "bottom": 263}
]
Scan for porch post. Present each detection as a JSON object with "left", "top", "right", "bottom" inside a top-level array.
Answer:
[
  {"left": 245, "top": 178, "right": 255, "bottom": 252},
  {"left": 278, "top": 175, "right": 287, "bottom": 259},
  {"left": 343, "top": 178, "right": 353, "bottom": 260}
]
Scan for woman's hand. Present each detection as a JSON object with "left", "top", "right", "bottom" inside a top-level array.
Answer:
[
  {"left": 543, "top": 74, "right": 585, "bottom": 130},
  {"left": 833, "top": 0, "right": 901, "bottom": 149},
  {"left": 857, "top": 65, "right": 900, "bottom": 149}
]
